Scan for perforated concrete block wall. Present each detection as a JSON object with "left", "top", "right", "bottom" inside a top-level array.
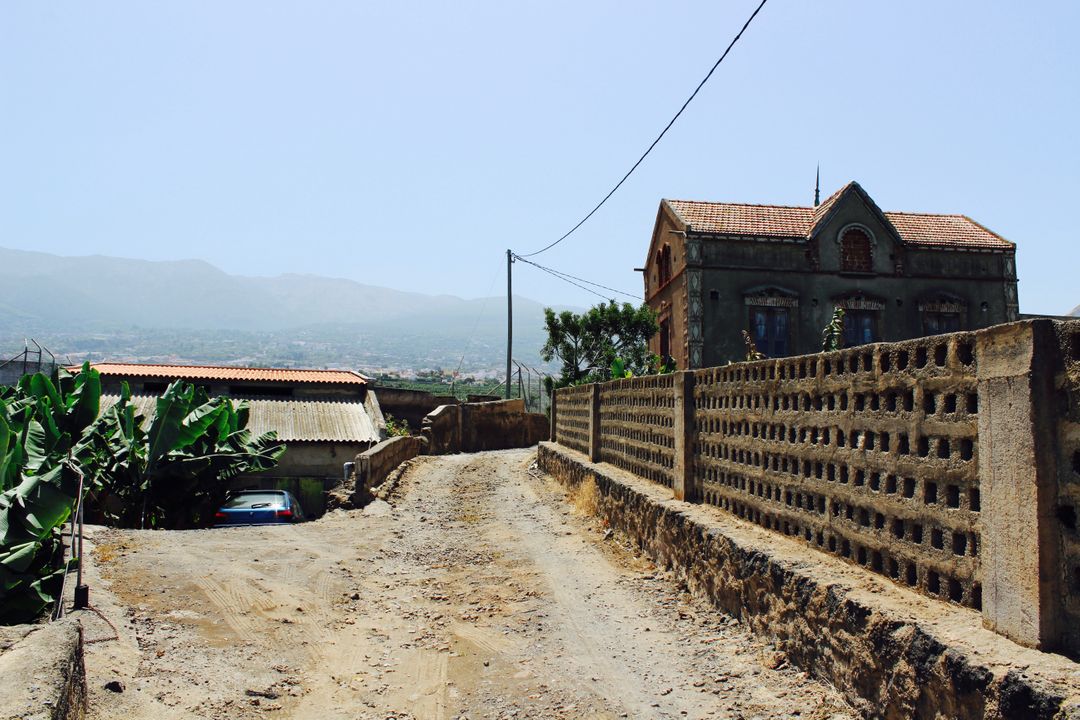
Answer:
[{"left": 555, "top": 320, "right": 1080, "bottom": 654}]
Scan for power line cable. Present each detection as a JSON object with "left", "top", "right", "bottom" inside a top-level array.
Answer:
[
  {"left": 513, "top": 254, "right": 641, "bottom": 300},
  {"left": 517, "top": 258, "right": 616, "bottom": 302},
  {"left": 517, "top": 0, "right": 769, "bottom": 258}
]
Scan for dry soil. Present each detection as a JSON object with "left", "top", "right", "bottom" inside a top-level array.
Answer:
[{"left": 79, "top": 448, "right": 856, "bottom": 720}]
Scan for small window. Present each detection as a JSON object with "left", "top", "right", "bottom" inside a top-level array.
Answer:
[{"left": 840, "top": 228, "right": 873, "bottom": 272}]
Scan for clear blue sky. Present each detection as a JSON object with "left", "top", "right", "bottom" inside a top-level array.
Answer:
[{"left": 2, "top": 1, "right": 1077, "bottom": 314}]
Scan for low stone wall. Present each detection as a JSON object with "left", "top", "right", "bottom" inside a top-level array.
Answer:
[
  {"left": 421, "top": 399, "right": 548, "bottom": 455},
  {"left": 0, "top": 619, "right": 86, "bottom": 720},
  {"left": 538, "top": 441, "right": 1080, "bottom": 720},
  {"left": 352, "top": 436, "right": 424, "bottom": 504},
  {"left": 461, "top": 398, "right": 549, "bottom": 452},
  {"left": 421, "top": 404, "right": 461, "bottom": 455},
  {"left": 373, "top": 387, "right": 457, "bottom": 431}
]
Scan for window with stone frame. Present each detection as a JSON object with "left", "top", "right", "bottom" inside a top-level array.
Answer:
[
  {"left": 923, "top": 311, "right": 962, "bottom": 335},
  {"left": 840, "top": 227, "right": 873, "bottom": 273},
  {"left": 743, "top": 287, "right": 798, "bottom": 358},
  {"left": 843, "top": 309, "right": 879, "bottom": 347},
  {"left": 748, "top": 306, "right": 791, "bottom": 358},
  {"left": 920, "top": 295, "right": 967, "bottom": 336}
]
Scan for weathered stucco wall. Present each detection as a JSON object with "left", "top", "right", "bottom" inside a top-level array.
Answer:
[
  {"left": 352, "top": 436, "right": 423, "bottom": 504},
  {"left": 1055, "top": 322, "right": 1080, "bottom": 655},
  {"left": 552, "top": 319, "right": 1080, "bottom": 658},
  {"left": 374, "top": 387, "right": 457, "bottom": 431},
  {"left": 0, "top": 619, "right": 86, "bottom": 720},
  {"left": 273, "top": 442, "right": 369, "bottom": 478},
  {"left": 421, "top": 399, "right": 548, "bottom": 455}
]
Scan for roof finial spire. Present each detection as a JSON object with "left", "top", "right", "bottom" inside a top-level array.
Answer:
[{"left": 814, "top": 164, "right": 821, "bottom": 206}]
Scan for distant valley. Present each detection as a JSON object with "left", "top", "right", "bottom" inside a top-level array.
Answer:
[{"left": 0, "top": 247, "right": 571, "bottom": 375}]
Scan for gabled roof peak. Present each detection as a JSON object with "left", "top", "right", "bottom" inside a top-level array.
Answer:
[{"left": 662, "top": 181, "right": 1014, "bottom": 251}]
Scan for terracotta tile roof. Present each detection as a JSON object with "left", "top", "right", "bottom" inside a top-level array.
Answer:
[
  {"left": 884, "top": 212, "right": 1013, "bottom": 250},
  {"left": 86, "top": 362, "right": 367, "bottom": 386},
  {"left": 102, "top": 394, "right": 380, "bottom": 443},
  {"left": 667, "top": 200, "right": 812, "bottom": 240},
  {"left": 665, "top": 187, "right": 1014, "bottom": 251}
]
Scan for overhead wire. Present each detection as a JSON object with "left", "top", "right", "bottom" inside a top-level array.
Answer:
[
  {"left": 514, "top": 256, "right": 625, "bottom": 302},
  {"left": 517, "top": 0, "right": 770, "bottom": 258},
  {"left": 512, "top": 254, "right": 641, "bottom": 301}
]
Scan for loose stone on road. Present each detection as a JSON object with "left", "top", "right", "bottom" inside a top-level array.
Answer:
[{"left": 83, "top": 448, "right": 855, "bottom": 719}]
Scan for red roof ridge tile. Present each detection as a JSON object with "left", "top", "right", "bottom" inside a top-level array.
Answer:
[
  {"left": 884, "top": 210, "right": 966, "bottom": 218},
  {"left": 667, "top": 198, "right": 815, "bottom": 211}
]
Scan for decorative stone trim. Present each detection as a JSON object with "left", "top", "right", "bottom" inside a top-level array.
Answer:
[
  {"left": 919, "top": 301, "right": 967, "bottom": 314},
  {"left": 834, "top": 295, "right": 885, "bottom": 311},
  {"left": 744, "top": 295, "right": 799, "bottom": 308}
]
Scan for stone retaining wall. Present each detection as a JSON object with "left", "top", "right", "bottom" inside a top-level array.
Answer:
[
  {"left": 538, "top": 441, "right": 1080, "bottom": 720},
  {"left": 422, "top": 399, "right": 548, "bottom": 455}
]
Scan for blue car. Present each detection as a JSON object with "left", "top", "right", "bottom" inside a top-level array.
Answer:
[{"left": 214, "top": 490, "right": 307, "bottom": 526}]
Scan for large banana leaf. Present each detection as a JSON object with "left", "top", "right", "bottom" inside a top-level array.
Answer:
[{"left": 0, "top": 364, "right": 102, "bottom": 624}]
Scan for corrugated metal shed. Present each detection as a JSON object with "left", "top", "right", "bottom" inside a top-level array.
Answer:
[
  {"left": 86, "top": 363, "right": 368, "bottom": 386},
  {"left": 100, "top": 395, "right": 380, "bottom": 444}
]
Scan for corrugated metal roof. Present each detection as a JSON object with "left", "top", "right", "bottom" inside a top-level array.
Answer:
[
  {"left": 100, "top": 394, "right": 380, "bottom": 444},
  {"left": 86, "top": 363, "right": 368, "bottom": 386}
]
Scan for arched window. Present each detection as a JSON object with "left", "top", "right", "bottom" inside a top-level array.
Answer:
[
  {"left": 656, "top": 244, "right": 673, "bottom": 286},
  {"left": 840, "top": 227, "right": 873, "bottom": 272}
]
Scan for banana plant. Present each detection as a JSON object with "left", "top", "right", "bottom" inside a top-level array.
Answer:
[
  {"left": 0, "top": 363, "right": 100, "bottom": 623},
  {"left": 83, "top": 380, "right": 285, "bottom": 529}
]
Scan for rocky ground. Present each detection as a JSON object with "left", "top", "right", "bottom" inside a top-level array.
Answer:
[{"left": 79, "top": 448, "right": 856, "bottom": 719}]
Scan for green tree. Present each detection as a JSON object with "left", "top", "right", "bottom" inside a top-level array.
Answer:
[{"left": 541, "top": 302, "right": 659, "bottom": 387}]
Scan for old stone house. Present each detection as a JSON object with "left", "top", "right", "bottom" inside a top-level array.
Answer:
[{"left": 642, "top": 181, "right": 1019, "bottom": 368}]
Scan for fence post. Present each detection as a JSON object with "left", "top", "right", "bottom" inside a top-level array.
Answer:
[
  {"left": 976, "top": 320, "right": 1065, "bottom": 652},
  {"left": 549, "top": 388, "right": 558, "bottom": 444},
  {"left": 588, "top": 383, "right": 601, "bottom": 463},
  {"left": 672, "top": 370, "right": 697, "bottom": 502}
]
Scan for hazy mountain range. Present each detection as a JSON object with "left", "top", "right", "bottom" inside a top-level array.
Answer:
[{"left": 0, "top": 247, "right": 575, "bottom": 372}]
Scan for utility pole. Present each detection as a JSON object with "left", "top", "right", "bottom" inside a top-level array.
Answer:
[{"left": 506, "top": 249, "right": 513, "bottom": 399}]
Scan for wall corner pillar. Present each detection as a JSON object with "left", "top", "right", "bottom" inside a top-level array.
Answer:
[
  {"left": 976, "top": 319, "right": 1064, "bottom": 651},
  {"left": 672, "top": 370, "right": 698, "bottom": 502}
]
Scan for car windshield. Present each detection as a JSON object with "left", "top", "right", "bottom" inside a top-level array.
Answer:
[{"left": 222, "top": 492, "right": 286, "bottom": 509}]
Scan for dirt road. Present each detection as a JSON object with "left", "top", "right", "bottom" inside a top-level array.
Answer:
[{"left": 81, "top": 449, "right": 854, "bottom": 719}]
